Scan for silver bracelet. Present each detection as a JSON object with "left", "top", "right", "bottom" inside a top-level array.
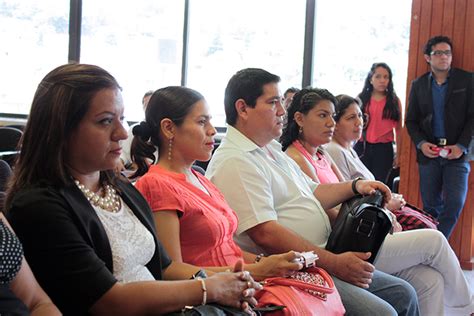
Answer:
[
  {"left": 196, "top": 277, "right": 207, "bottom": 305},
  {"left": 254, "top": 253, "right": 265, "bottom": 263}
]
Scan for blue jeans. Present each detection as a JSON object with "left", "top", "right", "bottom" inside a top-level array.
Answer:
[
  {"left": 418, "top": 157, "right": 470, "bottom": 238},
  {"left": 333, "top": 270, "right": 419, "bottom": 315}
]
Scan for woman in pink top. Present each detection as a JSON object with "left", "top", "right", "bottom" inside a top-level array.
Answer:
[
  {"left": 280, "top": 88, "right": 405, "bottom": 226},
  {"left": 131, "top": 86, "right": 302, "bottom": 281},
  {"left": 280, "top": 88, "right": 346, "bottom": 224},
  {"left": 280, "top": 88, "right": 345, "bottom": 184},
  {"left": 355, "top": 63, "right": 402, "bottom": 184}
]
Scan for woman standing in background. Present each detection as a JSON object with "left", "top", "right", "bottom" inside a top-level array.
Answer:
[{"left": 355, "top": 62, "right": 402, "bottom": 184}]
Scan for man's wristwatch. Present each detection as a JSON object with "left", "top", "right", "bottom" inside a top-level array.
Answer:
[{"left": 352, "top": 177, "right": 363, "bottom": 195}]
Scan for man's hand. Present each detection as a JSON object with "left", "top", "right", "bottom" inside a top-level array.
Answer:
[
  {"left": 445, "top": 144, "right": 464, "bottom": 160},
  {"left": 420, "top": 142, "right": 439, "bottom": 158},
  {"left": 330, "top": 252, "right": 375, "bottom": 288},
  {"left": 355, "top": 179, "right": 391, "bottom": 204}
]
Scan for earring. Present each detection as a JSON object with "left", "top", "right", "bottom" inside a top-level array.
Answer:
[
  {"left": 168, "top": 137, "right": 173, "bottom": 161},
  {"left": 299, "top": 126, "right": 303, "bottom": 134}
]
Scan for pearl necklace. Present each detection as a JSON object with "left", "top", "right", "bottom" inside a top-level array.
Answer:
[{"left": 74, "top": 180, "right": 121, "bottom": 213}]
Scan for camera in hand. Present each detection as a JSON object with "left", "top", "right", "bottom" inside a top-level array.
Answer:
[
  {"left": 431, "top": 138, "right": 451, "bottom": 158},
  {"left": 293, "top": 251, "right": 318, "bottom": 268}
]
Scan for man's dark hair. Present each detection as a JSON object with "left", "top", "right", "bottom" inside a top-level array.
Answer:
[
  {"left": 423, "top": 35, "right": 453, "bottom": 56},
  {"left": 284, "top": 87, "right": 300, "bottom": 99},
  {"left": 224, "top": 68, "right": 280, "bottom": 126}
]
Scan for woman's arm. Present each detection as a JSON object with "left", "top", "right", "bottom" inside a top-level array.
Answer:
[
  {"left": 153, "top": 211, "right": 229, "bottom": 274},
  {"left": 10, "top": 259, "right": 62, "bottom": 316},
  {"left": 153, "top": 211, "right": 185, "bottom": 262},
  {"left": 1, "top": 213, "right": 61, "bottom": 316},
  {"left": 242, "top": 251, "right": 259, "bottom": 263},
  {"left": 89, "top": 266, "right": 259, "bottom": 315},
  {"left": 153, "top": 212, "right": 301, "bottom": 280}
]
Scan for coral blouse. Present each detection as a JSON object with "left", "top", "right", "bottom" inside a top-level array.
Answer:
[
  {"left": 135, "top": 164, "right": 243, "bottom": 267},
  {"left": 292, "top": 140, "right": 339, "bottom": 184},
  {"left": 365, "top": 97, "right": 399, "bottom": 143}
]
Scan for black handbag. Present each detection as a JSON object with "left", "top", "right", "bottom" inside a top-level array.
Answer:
[
  {"left": 325, "top": 191, "right": 393, "bottom": 263},
  {"left": 167, "top": 304, "right": 258, "bottom": 316}
]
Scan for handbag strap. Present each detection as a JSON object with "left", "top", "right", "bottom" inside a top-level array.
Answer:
[{"left": 263, "top": 267, "right": 335, "bottom": 294}]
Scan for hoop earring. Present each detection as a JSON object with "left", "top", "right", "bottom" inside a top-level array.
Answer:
[{"left": 168, "top": 137, "right": 173, "bottom": 161}]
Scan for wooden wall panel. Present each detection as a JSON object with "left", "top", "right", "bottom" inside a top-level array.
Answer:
[
  {"left": 442, "top": 0, "right": 455, "bottom": 35},
  {"left": 400, "top": 0, "right": 474, "bottom": 269}
]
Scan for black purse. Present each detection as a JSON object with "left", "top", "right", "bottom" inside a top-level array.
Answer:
[{"left": 325, "top": 191, "right": 393, "bottom": 263}]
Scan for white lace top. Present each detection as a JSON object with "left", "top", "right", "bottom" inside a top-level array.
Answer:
[{"left": 92, "top": 198, "right": 156, "bottom": 283}]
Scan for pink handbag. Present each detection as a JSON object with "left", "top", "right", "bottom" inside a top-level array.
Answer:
[{"left": 256, "top": 267, "right": 345, "bottom": 315}]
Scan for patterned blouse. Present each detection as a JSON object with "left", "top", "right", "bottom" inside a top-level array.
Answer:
[{"left": 0, "top": 219, "right": 23, "bottom": 285}]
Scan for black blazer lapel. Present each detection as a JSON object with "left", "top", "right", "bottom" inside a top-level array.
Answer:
[
  {"left": 445, "top": 69, "right": 456, "bottom": 106},
  {"left": 425, "top": 74, "right": 434, "bottom": 113}
]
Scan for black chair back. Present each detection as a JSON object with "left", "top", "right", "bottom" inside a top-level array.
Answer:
[
  {"left": 0, "top": 159, "right": 12, "bottom": 192},
  {"left": 0, "top": 159, "right": 12, "bottom": 212},
  {"left": 0, "top": 126, "right": 22, "bottom": 167}
]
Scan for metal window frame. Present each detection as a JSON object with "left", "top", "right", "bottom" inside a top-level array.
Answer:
[
  {"left": 67, "top": 0, "right": 315, "bottom": 85},
  {"left": 68, "top": 0, "right": 82, "bottom": 63}
]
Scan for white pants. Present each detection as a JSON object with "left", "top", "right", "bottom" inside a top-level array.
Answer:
[{"left": 375, "top": 229, "right": 473, "bottom": 316}]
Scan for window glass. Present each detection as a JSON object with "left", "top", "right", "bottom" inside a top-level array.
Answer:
[
  {"left": 187, "top": 0, "right": 306, "bottom": 127},
  {"left": 312, "top": 0, "right": 411, "bottom": 112},
  {"left": 0, "top": 0, "right": 69, "bottom": 114},
  {"left": 81, "top": 0, "right": 184, "bottom": 121}
]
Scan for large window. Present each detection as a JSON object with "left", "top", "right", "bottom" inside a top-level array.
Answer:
[
  {"left": 0, "top": 0, "right": 412, "bottom": 126},
  {"left": 312, "top": 0, "right": 412, "bottom": 109},
  {"left": 81, "top": 0, "right": 185, "bottom": 121},
  {"left": 186, "top": 0, "right": 306, "bottom": 127},
  {"left": 0, "top": 0, "right": 69, "bottom": 114}
]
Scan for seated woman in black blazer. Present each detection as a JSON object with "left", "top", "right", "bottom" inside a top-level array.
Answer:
[{"left": 4, "top": 63, "right": 260, "bottom": 315}]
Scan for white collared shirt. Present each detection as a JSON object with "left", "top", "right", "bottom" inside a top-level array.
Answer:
[{"left": 206, "top": 126, "right": 332, "bottom": 254}]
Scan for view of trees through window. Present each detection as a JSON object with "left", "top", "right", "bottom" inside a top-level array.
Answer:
[
  {"left": 313, "top": 0, "right": 412, "bottom": 113},
  {"left": 0, "top": 0, "right": 412, "bottom": 126},
  {"left": 186, "top": 0, "right": 306, "bottom": 127},
  {"left": 81, "top": 0, "right": 184, "bottom": 121},
  {"left": 0, "top": 0, "right": 69, "bottom": 115}
]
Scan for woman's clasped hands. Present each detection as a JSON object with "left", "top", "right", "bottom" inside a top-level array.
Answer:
[{"left": 207, "top": 260, "right": 262, "bottom": 315}]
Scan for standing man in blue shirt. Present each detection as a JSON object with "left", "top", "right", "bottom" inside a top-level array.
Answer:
[{"left": 406, "top": 35, "right": 474, "bottom": 238}]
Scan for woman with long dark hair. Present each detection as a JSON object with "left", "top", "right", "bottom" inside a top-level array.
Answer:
[{"left": 355, "top": 62, "right": 402, "bottom": 184}]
